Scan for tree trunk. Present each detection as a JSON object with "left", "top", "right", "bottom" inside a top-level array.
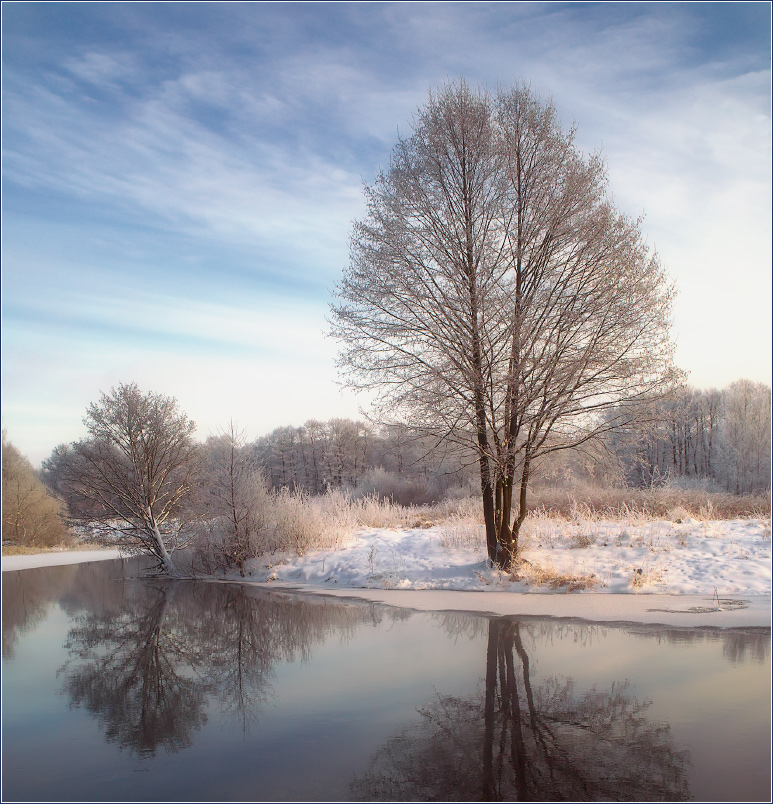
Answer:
[
  {"left": 148, "top": 510, "right": 178, "bottom": 577},
  {"left": 478, "top": 449, "right": 497, "bottom": 564},
  {"left": 499, "top": 449, "right": 531, "bottom": 568},
  {"left": 482, "top": 619, "right": 498, "bottom": 801}
]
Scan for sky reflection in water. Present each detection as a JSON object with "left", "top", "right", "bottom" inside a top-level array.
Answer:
[{"left": 2, "top": 558, "right": 770, "bottom": 802}]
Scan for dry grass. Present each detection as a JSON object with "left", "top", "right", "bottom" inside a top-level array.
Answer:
[
  {"left": 630, "top": 562, "right": 665, "bottom": 590},
  {"left": 438, "top": 518, "right": 485, "bottom": 551},
  {"left": 269, "top": 487, "right": 358, "bottom": 555},
  {"left": 527, "top": 483, "right": 770, "bottom": 520},
  {"left": 2, "top": 544, "right": 74, "bottom": 556},
  {"left": 352, "top": 493, "right": 417, "bottom": 529},
  {"left": 510, "top": 557, "right": 599, "bottom": 592}
]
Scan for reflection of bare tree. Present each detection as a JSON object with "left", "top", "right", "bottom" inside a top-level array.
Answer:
[
  {"left": 352, "top": 618, "right": 691, "bottom": 802},
  {"left": 59, "top": 581, "right": 379, "bottom": 755},
  {"left": 61, "top": 583, "right": 209, "bottom": 756},
  {"left": 721, "top": 629, "right": 770, "bottom": 664}
]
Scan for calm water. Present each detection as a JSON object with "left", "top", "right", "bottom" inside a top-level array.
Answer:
[{"left": 2, "top": 559, "right": 770, "bottom": 802}]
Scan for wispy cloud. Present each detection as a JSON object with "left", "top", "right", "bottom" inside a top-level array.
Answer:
[{"left": 2, "top": 2, "right": 770, "bottom": 463}]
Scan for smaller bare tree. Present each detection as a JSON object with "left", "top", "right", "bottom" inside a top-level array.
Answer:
[
  {"left": 190, "top": 423, "right": 271, "bottom": 577},
  {"left": 60, "top": 383, "right": 198, "bottom": 576}
]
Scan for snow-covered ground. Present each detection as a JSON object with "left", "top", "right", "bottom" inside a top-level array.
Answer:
[
  {"left": 3, "top": 518, "right": 770, "bottom": 627},
  {"left": 1, "top": 548, "right": 122, "bottom": 571},
  {"left": 244, "top": 517, "right": 771, "bottom": 596},
  {"left": 234, "top": 517, "right": 771, "bottom": 628}
]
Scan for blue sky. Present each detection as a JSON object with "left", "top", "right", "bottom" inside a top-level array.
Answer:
[{"left": 2, "top": 1, "right": 771, "bottom": 465}]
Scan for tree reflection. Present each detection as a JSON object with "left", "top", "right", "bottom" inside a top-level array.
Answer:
[
  {"left": 3, "top": 557, "right": 152, "bottom": 659},
  {"left": 61, "top": 583, "right": 208, "bottom": 756},
  {"left": 59, "top": 581, "right": 376, "bottom": 755},
  {"left": 352, "top": 618, "right": 691, "bottom": 802}
]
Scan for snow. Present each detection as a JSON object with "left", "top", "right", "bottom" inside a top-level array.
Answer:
[
  {"left": 246, "top": 518, "right": 772, "bottom": 597},
  {"left": 2, "top": 518, "right": 770, "bottom": 628},
  {"left": 1, "top": 549, "right": 123, "bottom": 571},
  {"left": 239, "top": 517, "right": 772, "bottom": 628}
]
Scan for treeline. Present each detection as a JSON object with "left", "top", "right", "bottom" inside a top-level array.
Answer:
[
  {"left": 248, "top": 419, "right": 474, "bottom": 504},
  {"left": 245, "top": 379, "right": 771, "bottom": 499},
  {"left": 610, "top": 379, "right": 771, "bottom": 494},
  {"left": 1, "top": 378, "right": 769, "bottom": 560}
]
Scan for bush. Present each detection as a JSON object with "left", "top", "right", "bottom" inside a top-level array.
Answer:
[
  {"left": 353, "top": 467, "right": 441, "bottom": 506},
  {"left": 2, "top": 434, "right": 73, "bottom": 548}
]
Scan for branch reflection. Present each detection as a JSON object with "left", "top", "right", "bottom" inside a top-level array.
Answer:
[
  {"left": 59, "top": 582, "right": 376, "bottom": 756},
  {"left": 352, "top": 617, "right": 692, "bottom": 802}
]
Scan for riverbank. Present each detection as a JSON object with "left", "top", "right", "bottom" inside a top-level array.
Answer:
[
  {"left": 253, "top": 582, "right": 772, "bottom": 630},
  {"left": 3, "top": 528, "right": 770, "bottom": 629}
]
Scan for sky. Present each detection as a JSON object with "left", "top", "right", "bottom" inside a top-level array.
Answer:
[{"left": 2, "top": 2, "right": 771, "bottom": 466}]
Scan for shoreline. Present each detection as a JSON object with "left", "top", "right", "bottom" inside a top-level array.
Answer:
[
  {"left": 233, "top": 580, "right": 773, "bottom": 630},
  {"left": 1, "top": 549, "right": 123, "bottom": 571},
  {"left": 4, "top": 549, "right": 770, "bottom": 630}
]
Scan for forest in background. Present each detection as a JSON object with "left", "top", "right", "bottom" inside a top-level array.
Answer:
[
  {"left": 2, "top": 378, "right": 770, "bottom": 563},
  {"left": 247, "top": 379, "right": 771, "bottom": 503}
]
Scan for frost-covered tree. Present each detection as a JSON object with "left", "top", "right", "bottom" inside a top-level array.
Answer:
[
  {"left": 605, "top": 381, "right": 769, "bottom": 493},
  {"left": 716, "top": 380, "right": 771, "bottom": 494},
  {"left": 190, "top": 424, "right": 271, "bottom": 576},
  {"left": 57, "top": 383, "right": 198, "bottom": 575},
  {"left": 332, "top": 80, "right": 681, "bottom": 567}
]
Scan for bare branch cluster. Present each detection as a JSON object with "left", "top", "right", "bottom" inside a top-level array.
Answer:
[{"left": 331, "top": 80, "right": 682, "bottom": 566}]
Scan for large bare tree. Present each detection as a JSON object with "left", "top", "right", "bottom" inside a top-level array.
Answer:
[
  {"left": 331, "top": 80, "right": 681, "bottom": 567},
  {"left": 59, "top": 383, "right": 198, "bottom": 575}
]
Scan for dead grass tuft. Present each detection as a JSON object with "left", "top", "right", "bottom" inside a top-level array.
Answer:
[
  {"left": 438, "top": 519, "right": 485, "bottom": 551},
  {"left": 630, "top": 562, "right": 665, "bottom": 590},
  {"left": 511, "top": 557, "right": 598, "bottom": 592}
]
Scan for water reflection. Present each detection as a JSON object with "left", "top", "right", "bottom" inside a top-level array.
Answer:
[
  {"left": 4, "top": 561, "right": 769, "bottom": 802},
  {"left": 629, "top": 624, "right": 770, "bottom": 665},
  {"left": 3, "top": 565, "right": 77, "bottom": 658},
  {"left": 58, "top": 581, "right": 381, "bottom": 755},
  {"left": 3, "top": 557, "right": 152, "bottom": 658},
  {"left": 352, "top": 617, "right": 692, "bottom": 802}
]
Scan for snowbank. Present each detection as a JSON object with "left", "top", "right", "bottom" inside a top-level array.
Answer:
[{"left": 243, "top": 518, "right": 772, "bottom": 596}]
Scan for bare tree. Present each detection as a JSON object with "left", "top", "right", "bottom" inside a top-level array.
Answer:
[
  {"left": 58, "top": 383, "right": 198, "bottom": 576},
  {"left": 190, "top": 423, "right": 271, "bottom": 576},
  {"left": 716, "top": 379, "right": 771, "bottom": 494},
  {"left": 332, "top": 80, "right": 681, "bottom": 567}
]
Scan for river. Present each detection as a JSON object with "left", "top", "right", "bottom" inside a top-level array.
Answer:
[{"left": 2, "top": 557, "right": 770, "bottom": 801}]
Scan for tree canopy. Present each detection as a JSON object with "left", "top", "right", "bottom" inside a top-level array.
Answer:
[{"left": 332, "top": 80, "right": 681, "bottom": 566}]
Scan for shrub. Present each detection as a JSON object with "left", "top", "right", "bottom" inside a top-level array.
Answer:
[{"left": 2, "top": 434, "right": 73, "bottom": 548}]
